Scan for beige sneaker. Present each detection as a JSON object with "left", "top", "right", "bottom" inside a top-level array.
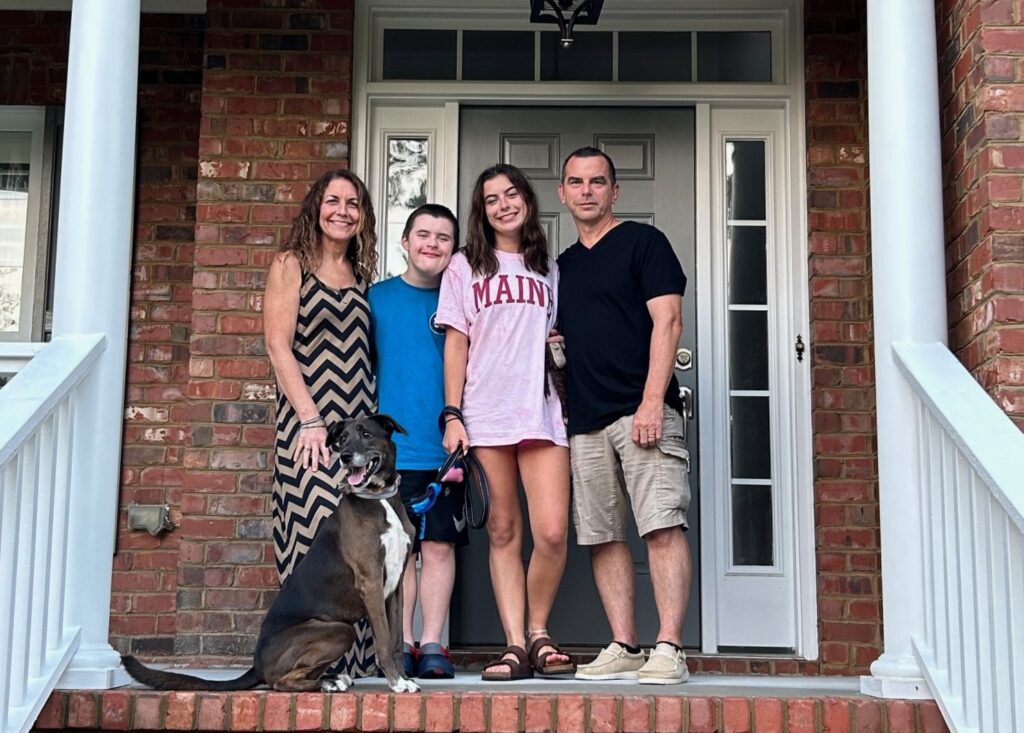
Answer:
[
  {"left": 637, "top": 642, "right": 690, "bottom": 685},
  {"left": 575, "top": 642, "right": 645, "bottom": 680}
]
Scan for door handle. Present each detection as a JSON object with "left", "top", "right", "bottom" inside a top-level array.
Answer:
[{"left": 679, "top": 386, "right": 694, "bottom": 420}]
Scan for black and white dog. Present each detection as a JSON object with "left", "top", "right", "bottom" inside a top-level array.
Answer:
[{"left": 122, "top": 414, "right": 418, "bottom": 693}]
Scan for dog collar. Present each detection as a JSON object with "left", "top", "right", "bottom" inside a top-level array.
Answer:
[{"left": 346, "top": 475, "right": 400, "bottom": 501}]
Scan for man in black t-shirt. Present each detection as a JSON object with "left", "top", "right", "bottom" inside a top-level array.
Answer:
[{"left": 557, "top": 147, "right": 692, "bottom": 685}]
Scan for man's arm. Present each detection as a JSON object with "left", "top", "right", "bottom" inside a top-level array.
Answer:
[{"left": 631, "top": 293, "right": 683, "bottom": 447}]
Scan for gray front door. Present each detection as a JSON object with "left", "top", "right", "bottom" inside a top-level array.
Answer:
[{"left": 451, "top": 106, "right": 699, "bottom": 649}]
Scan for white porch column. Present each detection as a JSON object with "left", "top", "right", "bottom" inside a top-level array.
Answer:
[
  {"left": 861, "top": 0, "right": 947, "bottom": 699},
  {"left": 51, "top": 0, "right": 140, "bottom": 689}
]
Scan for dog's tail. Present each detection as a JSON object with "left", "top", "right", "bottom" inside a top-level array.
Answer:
[{"left": 121, "top": 655, "right": 261, "bottom": 691}]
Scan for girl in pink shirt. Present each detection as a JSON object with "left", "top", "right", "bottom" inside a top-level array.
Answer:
[{"left": 436, "top": 164, "right": 572, "bottom": 680}]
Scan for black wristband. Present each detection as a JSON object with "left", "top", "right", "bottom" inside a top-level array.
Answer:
[{"left": 438, "top": 405, "right": 464, "bottom": 434}]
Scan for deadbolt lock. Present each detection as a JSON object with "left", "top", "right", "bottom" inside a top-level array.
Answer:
[{"left": 675, "top": 347, "right": 693, "bottom": 371}]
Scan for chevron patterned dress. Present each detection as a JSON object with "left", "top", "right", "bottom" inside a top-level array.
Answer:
[{"left": 272, "top": 272, "right": 378, "bottom": 677}]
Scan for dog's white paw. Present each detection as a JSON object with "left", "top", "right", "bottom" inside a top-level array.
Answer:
[
  {"left": 321, "top": 673, "right": 353, "bottom": 692},
  {"left": 390, "top": 677, "right": 420, "bottom": 693}
]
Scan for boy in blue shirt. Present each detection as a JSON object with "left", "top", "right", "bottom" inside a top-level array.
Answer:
[{"left": 368, "top": 204, "right": 466, "bottom": 679}]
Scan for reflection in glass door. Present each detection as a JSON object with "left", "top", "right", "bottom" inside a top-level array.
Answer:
[{"left": 726, "top": 141, "right": 774, "bottom": 569}]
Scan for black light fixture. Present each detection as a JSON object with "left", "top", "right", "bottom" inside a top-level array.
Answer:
[{"left": 530, "top": 0, "right": 605, "bottom": 48}]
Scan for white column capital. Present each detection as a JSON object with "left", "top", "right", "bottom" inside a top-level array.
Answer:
[{"left": 861, "top": 0, "right": 946, "bottom": 699}]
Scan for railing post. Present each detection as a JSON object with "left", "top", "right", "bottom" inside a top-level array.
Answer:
[
  {"left": 51, "top": 0, "right": 141, "bottom": 689},
  {"left": 861, "top": 0, "right": 948, "bottom": 699}
]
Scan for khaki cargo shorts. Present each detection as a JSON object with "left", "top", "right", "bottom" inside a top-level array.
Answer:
[{"left": 570, "top": 405, "right": 691, "bottom": 544}]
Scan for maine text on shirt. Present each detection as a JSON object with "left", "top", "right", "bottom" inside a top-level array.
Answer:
[{"left": 471, "top": 274, "right": 554, "bottom": 318}]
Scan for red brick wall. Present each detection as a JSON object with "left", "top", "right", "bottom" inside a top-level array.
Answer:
[
  {"left": 938, "top": 0, "right": 1024, "bottom": 430},
  {"left": 803, "top": 0, "right": 881, "bottom": 674},
  {"left": 0, "top": 10, "right": 205, "bottom": 656},
  {"left": 178, "top": 0, "right": 353, "bottom": 660}
]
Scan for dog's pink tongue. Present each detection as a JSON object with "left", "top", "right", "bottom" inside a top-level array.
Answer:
[{"left": 347, "top": 466, "right": 367, "bottom": 485}]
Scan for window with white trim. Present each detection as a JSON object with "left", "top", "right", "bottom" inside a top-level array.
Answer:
[{"left": 0, "top": 106, "right": 59, "bottom": 343}]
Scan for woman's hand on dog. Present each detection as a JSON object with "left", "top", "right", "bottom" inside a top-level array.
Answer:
[
  {"left": 443, "top": 420, "right": 469, "bottom": 456},
  {"left": 295, "top": 425, "right": 331, "bottom": 471}
]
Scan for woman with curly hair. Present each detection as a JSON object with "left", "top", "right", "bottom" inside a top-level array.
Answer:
[
  {"left": 437, "top": 163, "right": 574, "bottom": 680},
  {"left": 264, "top": 169, "right": 379, "bottom": 676}
]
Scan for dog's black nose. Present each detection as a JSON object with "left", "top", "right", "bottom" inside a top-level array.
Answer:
[{"left": 339, "top": 451, "right": 353, "bottom": 464}]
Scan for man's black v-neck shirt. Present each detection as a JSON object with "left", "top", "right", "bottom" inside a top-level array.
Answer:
[{"left": 556, "top": 221, "right": 687, "bottom": 436}]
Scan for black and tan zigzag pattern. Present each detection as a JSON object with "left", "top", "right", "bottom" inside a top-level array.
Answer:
[{"left": 272, "top": 273, "right": 379, "bottom": 678}]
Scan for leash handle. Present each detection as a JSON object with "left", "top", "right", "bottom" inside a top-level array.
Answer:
[{"left": 461, "top": 450, "right": 490, "bottom": 530}]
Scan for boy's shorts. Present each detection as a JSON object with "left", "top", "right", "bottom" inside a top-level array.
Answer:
[
  {"left": 398, "top": 469, "right": 470, "bottom": 554},
  {"left": 569, "top": 405, "right": 691, "bottom": 545}
]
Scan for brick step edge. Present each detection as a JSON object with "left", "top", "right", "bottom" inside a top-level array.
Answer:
[{"left": 34, "top": 690, "right": 948, "bottom": 733}]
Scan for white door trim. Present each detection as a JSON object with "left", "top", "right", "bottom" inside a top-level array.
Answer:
[{"left": 351, "top": 0, "right": 814, "bottom": 659}]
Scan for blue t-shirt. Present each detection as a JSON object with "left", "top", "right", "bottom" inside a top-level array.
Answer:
[{"left": 368, "top": 276, "right": 447, "bottom": 470}]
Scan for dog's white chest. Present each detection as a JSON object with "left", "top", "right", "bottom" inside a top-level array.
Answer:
[{"left": 380, "top": 500, "right": 410, "bottom": 598}]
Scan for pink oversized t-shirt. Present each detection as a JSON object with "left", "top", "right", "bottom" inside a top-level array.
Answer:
[{"left": 435, "top": 250, "right": 567, "bottom": 448}]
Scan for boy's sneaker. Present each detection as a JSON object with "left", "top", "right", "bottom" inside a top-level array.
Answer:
[
  {"left": 575, "top": 642, "right": 645, "bottom": 680},
  {"left": 637, "top": 642, "right": 690, "bottom": 685}
]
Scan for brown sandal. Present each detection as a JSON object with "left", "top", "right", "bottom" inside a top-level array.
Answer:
[
  {"left": 481, "top": 645, "right": 534, "bottom": 681},
  {"left": 528, "top": 635, "right": 576, "bottom": 676}
]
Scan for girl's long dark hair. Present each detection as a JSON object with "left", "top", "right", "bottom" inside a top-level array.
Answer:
[
  {"left": 281, "top": 169, "right": 379, "bottom": 283},
  {"left": 464, "top": 163, "right": 550, "bottom": 278}
]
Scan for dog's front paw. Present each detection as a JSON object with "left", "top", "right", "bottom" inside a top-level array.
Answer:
[
  {"left": 321, "top": 673, "right": 353, "bottom": 692},
  {"left": 390, "top": 677, "right": 420, "bottom": 693}
]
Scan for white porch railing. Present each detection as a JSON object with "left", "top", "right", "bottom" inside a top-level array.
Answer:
[
  {"left": 0, "top": 334, "right": 105, "bottom": 733},
  {"left": 0, "top": 343, "right": 45, "bottom": 385},
  {"left": 895, "top": 342, "right": 1024, "bottom": 733}
]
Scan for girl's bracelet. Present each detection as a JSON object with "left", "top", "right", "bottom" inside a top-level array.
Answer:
[
  {"left": 438, "top": 405, "right": 464, "bottom": 434},
  {"left": 299, "top": 415, "right": 325, "bottom": 429}
]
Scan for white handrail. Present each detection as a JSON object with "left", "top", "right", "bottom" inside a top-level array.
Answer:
[
  {"left": 0, "top": 343, "right": 45, "bottom": 380},
  {"left": 894, "top": 341, "right": 1024, "bottom": 733},
  {"left": 0, "top": 334, "right": 105, "bottom": 733}
]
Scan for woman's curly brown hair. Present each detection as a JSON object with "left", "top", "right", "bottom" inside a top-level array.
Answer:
[
  {"left": 282, "top": 169, "right": 379, "bottom": 283},
  {"left": 465, "top": 163, "right": 550, "bottom": 278}
]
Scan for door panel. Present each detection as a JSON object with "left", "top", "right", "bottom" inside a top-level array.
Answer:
[{"left": 451, "top": 107, "right": 699, "bottom": 648}]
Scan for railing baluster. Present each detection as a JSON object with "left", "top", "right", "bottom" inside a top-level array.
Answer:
[
  {"left": 29, "top": 414, "right": 57, "bottom": 679},
  {"left": 1009, "top": 523, "right": 1023, "bottom": 728},
  {"left": 919, "top": 407, "right": 936, "bottom": 668},
  {"left": 48, "top": 397, "right": 74, "bottom": 652},
  {"left": 933, "top": 415, "right": 946, "bottom": 692},
  {"left": 970, "top": 475, "right": 993, "bottom": 733},
  {"left": 10, "top": 433, "right": 40, "bottom": 711},
  {"left": 987, "top": 495, "right": 1010, "bottom": 733},
  {"left": 939, "top": 432, "right": 956, "bottom": 695},
  {"left": 0, "top": 459, "right": 20, "bottom": 731},
  {"left": 942, "top": 436, "right": 958, "bottom": 704},
  {"left": 956, "top": 457, "right": 978, "bottom": 726}
]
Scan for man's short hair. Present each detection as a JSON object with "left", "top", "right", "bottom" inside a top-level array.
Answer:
[
  {"left": 402, "top": 203, "right": 460, "bottom": 248},
  {"left": 561, "top": 146, "right": 617, "bottom": 184}
]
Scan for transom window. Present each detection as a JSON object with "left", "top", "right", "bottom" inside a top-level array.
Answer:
[{"left": 377, "top": 28, "right": 774, "bottom": 83}]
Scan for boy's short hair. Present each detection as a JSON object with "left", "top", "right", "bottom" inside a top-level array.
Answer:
[{"left": 402, "top": 203, "right": 460, "bottom": 250}]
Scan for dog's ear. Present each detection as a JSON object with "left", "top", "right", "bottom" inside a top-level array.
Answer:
[
  {"left": 326, "top": 420, "right": 347, "bottom": 446},
  {"left": 370, "top": 414, "right": 408, "bottom": 436}
]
